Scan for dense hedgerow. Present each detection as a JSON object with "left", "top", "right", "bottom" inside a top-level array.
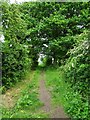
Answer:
[
  {"left": 2, "top": 39, "right": 31, "bottom": 89},
  {"left": 61, "top": 30, "right": 90, "bottom": 119},
  {"left": 65, "top": 30, "right": 89, "bottom": 96},
  {"left": 1, "top": 2, "right": 32, "bottom": 89}
]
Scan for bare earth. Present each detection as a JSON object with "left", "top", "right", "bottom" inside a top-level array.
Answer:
[{"left": 39, "top": 71, "right": 69, "bottom": 118}]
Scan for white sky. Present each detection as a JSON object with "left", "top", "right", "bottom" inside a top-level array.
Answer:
[
  {"left": 10, "top": 0, "right": 36, "bottom": 4},
  {"left": 9, "top": 0, "right": 89, "bottom": 4}
]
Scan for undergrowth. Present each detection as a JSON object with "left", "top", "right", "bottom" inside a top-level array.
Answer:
[
  {"left": 45, "top": 68, "right": 88, "bottom": 119},
  {"left": 1, "top": 70, "right": 48, "bottom": 118}
]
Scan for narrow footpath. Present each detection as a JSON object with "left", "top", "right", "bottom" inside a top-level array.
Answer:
[
  {"left": 39, "top": 71, "right": 69, "bottom": 118},
  {"left": 1, "top": 70, "right": 69, "bottom": 118}
]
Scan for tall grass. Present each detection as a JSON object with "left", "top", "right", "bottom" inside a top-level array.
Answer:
[{"left": 45, "top": 67, "right": 88, "bottom": 119}]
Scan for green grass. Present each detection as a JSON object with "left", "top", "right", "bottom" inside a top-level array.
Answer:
[
  {"left": 45, "top": 67, "right": 89, "bottom": 119},
  {"left": 45, "top": 68, "right": 61, "bottom": 106},
  {"left": 45, "top": 68, "right": 72, "bottom": 117},
  {"left": 2, "top": 69, "right": 49, "bottom": 118},
  {"left": 2, "top": 68, "right": 88, "bottom": 119}
]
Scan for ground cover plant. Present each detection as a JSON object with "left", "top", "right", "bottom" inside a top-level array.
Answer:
[
  {"left": 45, "top": 67, "right": 89, "bottom": 119},
  {"left": 1, "top": 70, "right": 49, "bottom": 118}
]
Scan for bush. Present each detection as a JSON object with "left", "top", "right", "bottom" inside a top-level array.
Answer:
[
  {"left": 62, "top": 30, "right": 89, "bottom": 119},
  {"left": 65, "top": 31, "right": 89, "bottom": 96},
  {"left": 1, "top": 2, "right": 32, "bottom": 89},
  {"left": 2, "top": 39, "right": 31, "bottom": 89}
]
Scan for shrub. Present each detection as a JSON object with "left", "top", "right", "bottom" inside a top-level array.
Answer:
[
  {"left": 65, "top": 30, "right": 89, "bottom": 96},
  {"left": 62, "top": 30, "right": 89, "bottom": 119},
  {"left": 2, "top": 39, "right": 31, "bottom": 89}
]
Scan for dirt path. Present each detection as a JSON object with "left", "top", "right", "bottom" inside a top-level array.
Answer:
[{"left": 39, "top": 71, "right": 69, "bottom": 118}]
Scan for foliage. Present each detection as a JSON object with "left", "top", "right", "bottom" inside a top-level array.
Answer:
[
  {"left": 64, "top": 30, "right": 89, "bottom": 97},
  {"left": 1, "top": 1, "right": 89, "bottom": 119},
  {"left": 45, "top": 30, "right": 89, "bottom": 119},
  {"left": 61, "top": 31, "right": 89, "bottom": 119},
  {"left": 2, "top": 40, "right": 31, "bottom": 88},
  {"left": 45, "top": 68, "right": 89, "bottom": 119},
  {"left": 1, "top": 2, "right": 32, "bottom": 88},
  {"left": 19, "top": 2, "right": 90, "bottom": 65}
]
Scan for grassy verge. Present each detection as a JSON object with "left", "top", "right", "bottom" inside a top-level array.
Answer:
[
  {"left": 45, "top": 68, "right": 61, "bottom": 106},
  {"left": 45, "top": 67, "right": 88, "bottom": 119},
  {"left": 1, "top": 69, "right": 48, "bottom": 118},
  {"left": 45, "top": 68, "right": 71, "bottom": 116}
]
